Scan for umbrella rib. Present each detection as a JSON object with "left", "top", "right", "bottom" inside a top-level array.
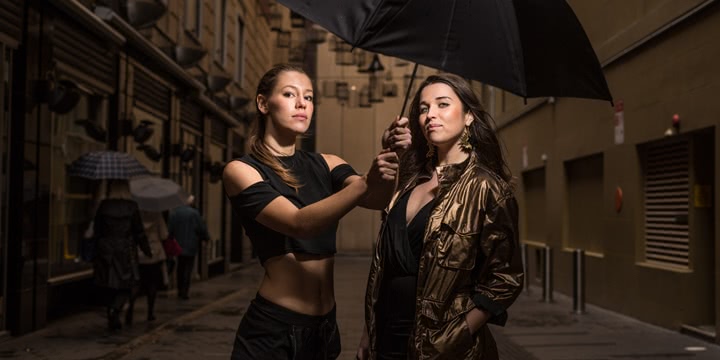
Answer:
[{"left": 354, "top": 0, "right": 393, "bottom": 46}]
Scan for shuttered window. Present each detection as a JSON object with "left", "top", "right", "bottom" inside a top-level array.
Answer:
[
  {"left": 644, "top": 137, "right": 690, "bottom": 268},
  {"left": 133, "top": 68, "right": 170, "bottom": 119},
  {"left": 53, "top": 16, "right": 117, "bottom": 89},
  {"left": 181, "top": 101, "right": 203, "bottom": 130},
  {"left": 0, "top": 0, "right": 22, "bottom": 43}
]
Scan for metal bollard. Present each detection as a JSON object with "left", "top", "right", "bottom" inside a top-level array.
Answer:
[
  {"left": 521, "top": 243, "right": 530, "bottom": 294},
  {"left": 573, "top": 249, "right": 586, "bottom": 314},
  {"left": 542, "top": 245, "right": 553, "bottom": 303}
]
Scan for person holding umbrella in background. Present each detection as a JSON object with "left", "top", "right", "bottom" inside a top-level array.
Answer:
[
  {"left": 69, "top": 151, "right": 153, "bottom": 331},
  {"left": 128, "top": 174, "right": 191, "bottom": 296},
  {"left": 168, "top": 194, "right": 210, "bottom": 300},
  {"left": 125, "top": 210, "right": 168, "bottom": 324},
  {"left": 91, "top": 179, "right": 152, "bottom": 331}
]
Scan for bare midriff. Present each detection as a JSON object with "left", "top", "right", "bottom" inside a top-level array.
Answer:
[{"left": 257, "top": 252, "right": 336, "bottom": 316}]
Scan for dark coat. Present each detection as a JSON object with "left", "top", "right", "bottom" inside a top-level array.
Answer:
[
  {"left": 167, "top": 205, "right": 210, "bottom": 257},
  {"left": 92, "top": 199, "right": 151, "bottom": 289}
]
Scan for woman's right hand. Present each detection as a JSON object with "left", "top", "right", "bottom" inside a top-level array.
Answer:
[
  {"left": 356, "top": 326, "right": 370, "bottom": 360},
  {"left": 356, "top": 150, "right": 398, "bottom": 210},
  {"left": 366, "top": 149, "right": 399, "bottom": 183},
  {"left": 356, "top": 345, "right": 369, "bottom": 360}
]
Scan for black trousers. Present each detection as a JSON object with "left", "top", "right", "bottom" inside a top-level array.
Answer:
[
  {"left": 128, "top": 262, "right": 163, "bottom": 319},
  {"left": 176, "top": 255, "right": 195, "bottom": 298},
  {"left": 106, "top": 288, "right": 131, "bottom": 311},
  {"left": 231, "top": 293, "right": 341, "bottom": 360}
]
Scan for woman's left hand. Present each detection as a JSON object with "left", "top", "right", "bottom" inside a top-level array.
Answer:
[
  {"left": 382, "top": 116, "right": 412, "bottom": 156},
  {"left": 464, "top": 307, "right": 490, "bottom": 334}
]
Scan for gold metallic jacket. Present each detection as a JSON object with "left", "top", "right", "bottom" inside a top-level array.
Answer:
[{"left": 364, "top": 153, "right": 524, "bottom": 359}]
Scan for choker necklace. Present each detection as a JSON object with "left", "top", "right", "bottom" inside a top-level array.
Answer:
[{"left": 268, "top": 145, "right": 295, "bottom": 157}]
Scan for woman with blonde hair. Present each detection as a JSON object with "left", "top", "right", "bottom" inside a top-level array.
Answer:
[
  {"left": 126, "top": 209, "right": 168, "bottom": 324},
  {"left": 92, "top": 179, "right": 151, "bottom": 331}
]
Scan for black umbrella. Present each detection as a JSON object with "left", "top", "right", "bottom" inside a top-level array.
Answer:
[{"left": 278, "top": 0, "right": 612, "bottom": 106}]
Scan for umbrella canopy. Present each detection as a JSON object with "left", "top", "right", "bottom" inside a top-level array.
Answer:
[
  {"left": 129, "top": 176, "right": 189, "bottom": 212},
  {"left": 68, "top": 150, "right": 150, "bottom": 180},
  {"left": 277, "top": 0, "right": 612, "bottom": 102}
]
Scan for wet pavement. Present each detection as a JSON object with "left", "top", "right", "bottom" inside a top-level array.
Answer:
[{"left": 0, "top": 255, "right": 718, "bottom": 359}]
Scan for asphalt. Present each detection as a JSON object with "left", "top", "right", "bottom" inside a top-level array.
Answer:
[{"left": 0, "top": 255, "right": 718, "bottom": 360}]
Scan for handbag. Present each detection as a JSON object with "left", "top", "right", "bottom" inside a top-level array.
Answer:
[{"left": 163, "top": 235, "right": 183, "bottom": 257}]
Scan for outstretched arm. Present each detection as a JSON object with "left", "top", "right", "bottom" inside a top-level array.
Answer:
[
  {"left": 325, "top": 151, "right": 399, "bottom": 210},
  {"left": 223, "top": 160, "right": 371, "bottom": 239}
]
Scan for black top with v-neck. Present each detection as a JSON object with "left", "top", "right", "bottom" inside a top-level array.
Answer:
[{"left": 375, "top": 189, "right": 434, "bottom": 359}]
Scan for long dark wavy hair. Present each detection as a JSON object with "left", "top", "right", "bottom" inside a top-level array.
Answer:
[
  {"left": 399, "top": 73, "right": 512, "bottom": 188},
  {"left": 250, "top": 63, "right": 308, "bottom": 191}
]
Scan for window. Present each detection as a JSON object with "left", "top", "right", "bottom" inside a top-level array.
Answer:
[
  {"left": 214, "top": 0, "right": 227, "bottom": 65},
  {"left": 235, "top": 17, "right": 245, "bottom": 85},
  {"left": 206, "top": 141, "right": 225, "bottom": 263},
  {"left": 49, "top": 84, "right": 109, "bottom": 278},
  {"left": 179, "top": 127, "right": 203, "bottom": 205},
  {"left": 643, "top": 137, "right": 690, "bottom": 268}
]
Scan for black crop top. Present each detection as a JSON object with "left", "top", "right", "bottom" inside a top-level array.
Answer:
[{"left": 226, "top": 150, "right": 358, "bottom": 264}]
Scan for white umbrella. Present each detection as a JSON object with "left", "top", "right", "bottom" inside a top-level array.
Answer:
[{"left": 130, "top": 176, "right": 189, "bottom": 212}]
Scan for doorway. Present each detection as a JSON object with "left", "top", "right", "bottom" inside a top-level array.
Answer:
[{"left": 680, "top": 128, "right": 716, "bottom": 342}]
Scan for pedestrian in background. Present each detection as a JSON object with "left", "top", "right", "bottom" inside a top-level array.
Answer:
[
  {"left": 92, "top": 179, "right": 152, "bottom": 331},
  {"left": 168, "top": 194, "right": 209, "bottom": 300},
  {"left": 126, "top": 210, "right": 168, "bottom": 324},
  {"left": 358, "top": 73, "right": 524, "bottom": 359}
]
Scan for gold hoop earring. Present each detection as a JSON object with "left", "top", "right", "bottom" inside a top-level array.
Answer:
[
  {"left": 426, "top": 145, "right": 435, "bottom": 159},
  {"left": 459, "top": 126, "right": 473, "bottom": 152}
]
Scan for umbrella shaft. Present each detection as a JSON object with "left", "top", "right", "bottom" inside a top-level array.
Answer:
[{"left": 399, "top": 63, "right": 419, "bottom": 118}]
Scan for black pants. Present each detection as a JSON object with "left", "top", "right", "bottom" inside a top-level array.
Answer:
[
  {"left": 106, "top": 288, "right": 131, "bottom": 311},
  {"left": 231, "top": 293, "right": 341, "bottom": 360},
  {"left": 128, "top": 262, "right": 163, "bottom": 320},
  {"left": 176, "top": 255, "right": 195, "bottom": 298}
]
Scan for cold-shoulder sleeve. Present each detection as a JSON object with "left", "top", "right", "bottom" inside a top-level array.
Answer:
[
  {"left": 330, "top": 163, "right": 359, "bottom": 192},
  {"left": 228, "top": 180, "right": 282, "bottom": 219}
]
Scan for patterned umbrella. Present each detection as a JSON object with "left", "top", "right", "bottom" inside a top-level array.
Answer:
[
  {"left": 130, "top": 176, "right": 189, "bottom": 212},
  {"left": 68, "top": 150, "right": 150, "bottom": 180}
]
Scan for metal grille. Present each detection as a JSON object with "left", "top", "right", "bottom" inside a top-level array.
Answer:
[
  {"left": 644, "top": 138, "right": 690, "bottom": 268},
  {"left": 53, "top": 16, "right": 117, "bottom": 88},
  {"left": 133, "top": 68, "right": 170, "bottom": 118},
  {"left": 0, "top": 0, "right": 22, "bottom": 42},
  {"left": 181, "top": 101, "right": 203, "bottom": 130}
]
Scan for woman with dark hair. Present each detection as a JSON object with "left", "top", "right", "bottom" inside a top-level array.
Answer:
[
  {"left": 358, "top": 73, "right": 524, "bottom": 359},
  {"left": 223, "top": 64, "right": 406, "bottom": 359}
]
